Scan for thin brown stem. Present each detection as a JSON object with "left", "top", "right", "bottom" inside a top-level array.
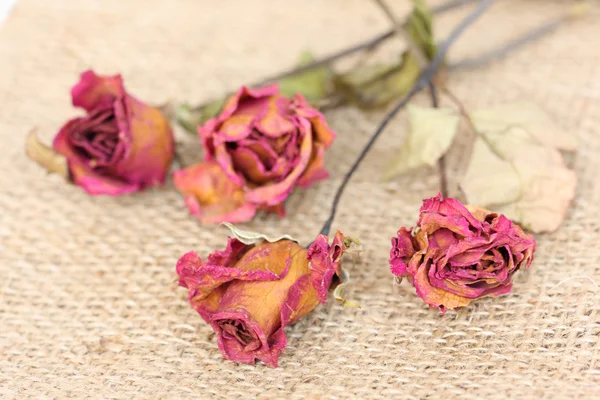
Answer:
[
  {"left": 318, "top": 0, "right": 496, "bottom": 237},
  {"left": 441, "top": 86, "right": 478, "bottom": 134},
  {"left": 428, "top": 83, "right": 448, "bottom": 199},
  {"left": 190, "top": 0, "right": 475, "bottom": 111},
  {"left": 372, "top": 0, "right": 429, "bottom": 68}
]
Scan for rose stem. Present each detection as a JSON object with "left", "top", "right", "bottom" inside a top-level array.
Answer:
[
  {"left": 190, "top": 0, "right": 475, "bottom": 112},
  {"left": 318, "top": 0, "right": 496, "bottom": 237},
  {"left": 448, "top": 1, "right": 589, "bottom": 71},
  {"left": 427, "top": 82, "right": 449, "bottom": 199}
]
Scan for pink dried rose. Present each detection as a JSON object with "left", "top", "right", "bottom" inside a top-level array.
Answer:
[
  {"left": 174, "top": 84, "right": 336, "bottom": 223},
  {"left": 176, "top": 228, "right": 348, "bottom": 367},
  {"left": 52, "top": 70, "right": 174, "bottom": 195},
  {"left": 390, "top": 194, "right": 536, "bottom": 312}
]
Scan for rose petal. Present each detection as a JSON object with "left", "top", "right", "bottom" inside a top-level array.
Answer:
[
  {"left": 217, "top": 97, "right": 270, "bottom": 143},
  {"left": 109, "top": 95, "right": 174, "bottom": 187},
  {"left": 292, "top": 94, "right": 336, "bottom": 147},
  {"left": 245, "top": 118, "right": 313, "bottom": 205},
  {"left": 71, "top": 70, "right": 125, "bottom": 112},
  {"left": 219, "top": 85, "right": 280, "bottom": 120},
  {"left": 173, "top": 161, "right": 256, "bottom": 224},
  {"left": 213, "top": 241, "right": 311, "bottom": 367},
  {"left": 255, "top": 95, "right": 296, "bottom": 138},
  {"left": 307, "top": 230, "right": 345, "bottom": 303},
  {"left": 296, "top": 142, "right": 329, "bottom": 188},
  {"left": 419, "top": 212, "right": 474, "bottom": 237},
  {"left": 411, "top": 259, "right": 472, "bottom": 312},
  {"left": 420, "top": 194, "right": 483, "bottom": 233},
  {"left": 230, "top": 147, "right": 280, "bottom": 185},
  {"left": 389, "top": 227, "right": 416, "bottom": 276},
  {"left": 52, "top": 118, "right": 140, "bottom": 195}
]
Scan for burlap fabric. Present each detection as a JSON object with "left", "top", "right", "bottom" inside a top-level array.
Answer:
[{"left": 1, "top": 0, "right": 599, "bottom": 398}]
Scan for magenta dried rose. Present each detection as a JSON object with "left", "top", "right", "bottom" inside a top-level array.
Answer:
[
  {"left": 51, "top": 70, "right": 174, "bottom": 195},
  {"left": 390, "top": 194, "right": 536, "bottom": 312},
  {"left": 176, "top": 228, "right": 348, "bottom": 367},
  {"left": 174, "top": 84, "right": 336, "bottom": 223}
]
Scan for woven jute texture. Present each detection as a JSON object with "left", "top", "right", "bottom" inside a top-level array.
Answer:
[{"left": 1, "top": 0, "right": 599, "bottom": 398}]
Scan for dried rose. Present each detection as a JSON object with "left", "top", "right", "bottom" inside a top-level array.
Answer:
[
  {"left": 390, "top": 194, "right": 535, "bottom": 312},
  {"left": 176, "top": 227, "right": 348, "bottom": 367},
  {"left": 51, "top": 70, "right": 174, "bottom": 195},
  {"left": 174, "top": 84, "right": 336, "bottom": 223}
]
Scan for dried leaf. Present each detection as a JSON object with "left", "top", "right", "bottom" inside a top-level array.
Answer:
[
  {"left": 471, "top": 101, "right": 578, "bottom": 151},
  {"left": 176, "top": 99, "right": 226, "bottom": 134},
  {"left": 333, "top": 268, "right": 360, "bottom": 308},
  {"left": 278, "top": 51, "right": 331, "bottom": 104},
  {"left": 460, "top": 138, "right": 522, "bottom": 206},
  {"left": 221, "top": 222, "right": 297, "bottom": 245},
  {"left": 408, "top": 0, "right": 436, "bottom": 59},
  {"left": 25, "top": 129, "right": 69, "bottom": 178},
  {"left": 461, "top": 127, "right": 577, "bottom": 233},
  {"left": 384, "top": 105, "right": 460, "bottom": 180},
  {"left": 333, "top": 54, "right": 421, "bottom": 109},
  {"left": 331, "top": 0, "right": 435, "bottom": 109}
]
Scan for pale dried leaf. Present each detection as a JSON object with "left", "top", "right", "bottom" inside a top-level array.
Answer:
[
  {"left": 25, "top": 129, "right": 69, "bottom": 178},
  {"left": 384, "top": 105, "right": 459, "bottom": 180},
  {"left": 221, "top": 222, "right": 297, "bottom": 245},
  {"left": 460, "top": 138, "right": 522, "bottom": 207},
  {"left": 471, "top": 101, "right": 578, "bottom": 151},
  {"left": 477, "top": 127, "right": 576, "bottom": 233}
]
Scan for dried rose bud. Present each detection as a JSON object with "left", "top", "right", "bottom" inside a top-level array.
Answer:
[
  {"left": 390, "top": 194, "right": 536, "bottom": 312},
  {"left": 51, "top": 70, "right": 174, "bottom": 195},
  {"left": 176, "top": 227, "right": 348, "bottom": 367},
  {"left": 174, "top": 84, "right": 336, "bottom": 223}
]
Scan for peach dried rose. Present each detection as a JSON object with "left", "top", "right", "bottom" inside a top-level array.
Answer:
[{"left": 174, "top": 84, "right": 336, "bottom": 223}]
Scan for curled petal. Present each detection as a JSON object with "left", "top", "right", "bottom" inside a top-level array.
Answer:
[
  {"left": 254, "top": 95, "right": 295, "bottom": 138},
  {"left": 420, "top": 193, "right": 483, "bottom": 234},
  {"left": 389, "top": 227, "right": 416, "bottom": 277},
  {"left": 245, "top": 118, "right": 313, "bottom": 205},
  {"left": 52, "top": 118, "right": 139, "bottom": 195},
  {"left": 219, "top": 85, "right": 280, "bottom": 121},
  {"left": 71, "top": 70, "right": 125, "bottom": 112},
  {"left": 217, "top": 97, "right": 270, "bottom": 143},
  {"left": 110, "top": 96, "right": 174, "bottom": 187},
  {"left": 210, "top": 241, "right": 312, "bottom": 367},
  {"left": 173, "top": 161, "right": 256, "bottom": 224},
  {"left": 307, "top": 230, "right": 345, "bottom": 303},
  {"left": 292, "top": 94, "right": 336, "bottom": 147},
  {"left": 412, "top": 260, "right": 472, "bottom": 312},
  {"left": 296, "top": 142, "right": 329, "bottom": 188}
]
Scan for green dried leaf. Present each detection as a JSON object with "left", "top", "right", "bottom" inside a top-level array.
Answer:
[
  {"left": 331, "top": 1, "right": 435, "bottom": 109},
  {"left": 408, "top": 0, "right": 436, "bottom": 59},
  {"left": 176, "top": 98, "right": 226, "bottom": 135},
  {"left": 384, "top": 105, "right": 460, "bottom": 180},
  {"left": 278, "top": 51, "right": 331, "bottom": 104},
  {"left": 333, "top": 53, "right": 421, "bottom": 109},
  {"left": 25, "top": 129, "right": 69, "bottom": 179},
  {"left": 221, "top": 222, "right": 297, "bottom": 245}
]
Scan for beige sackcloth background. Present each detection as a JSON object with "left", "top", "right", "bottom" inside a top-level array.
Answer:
[{"left": 1, "top": 0, "right": 599, "bottom": 398}]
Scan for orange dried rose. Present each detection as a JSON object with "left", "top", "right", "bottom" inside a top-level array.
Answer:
[{"left": 176, "top": 228, "right": 348, "bottom": 367}]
